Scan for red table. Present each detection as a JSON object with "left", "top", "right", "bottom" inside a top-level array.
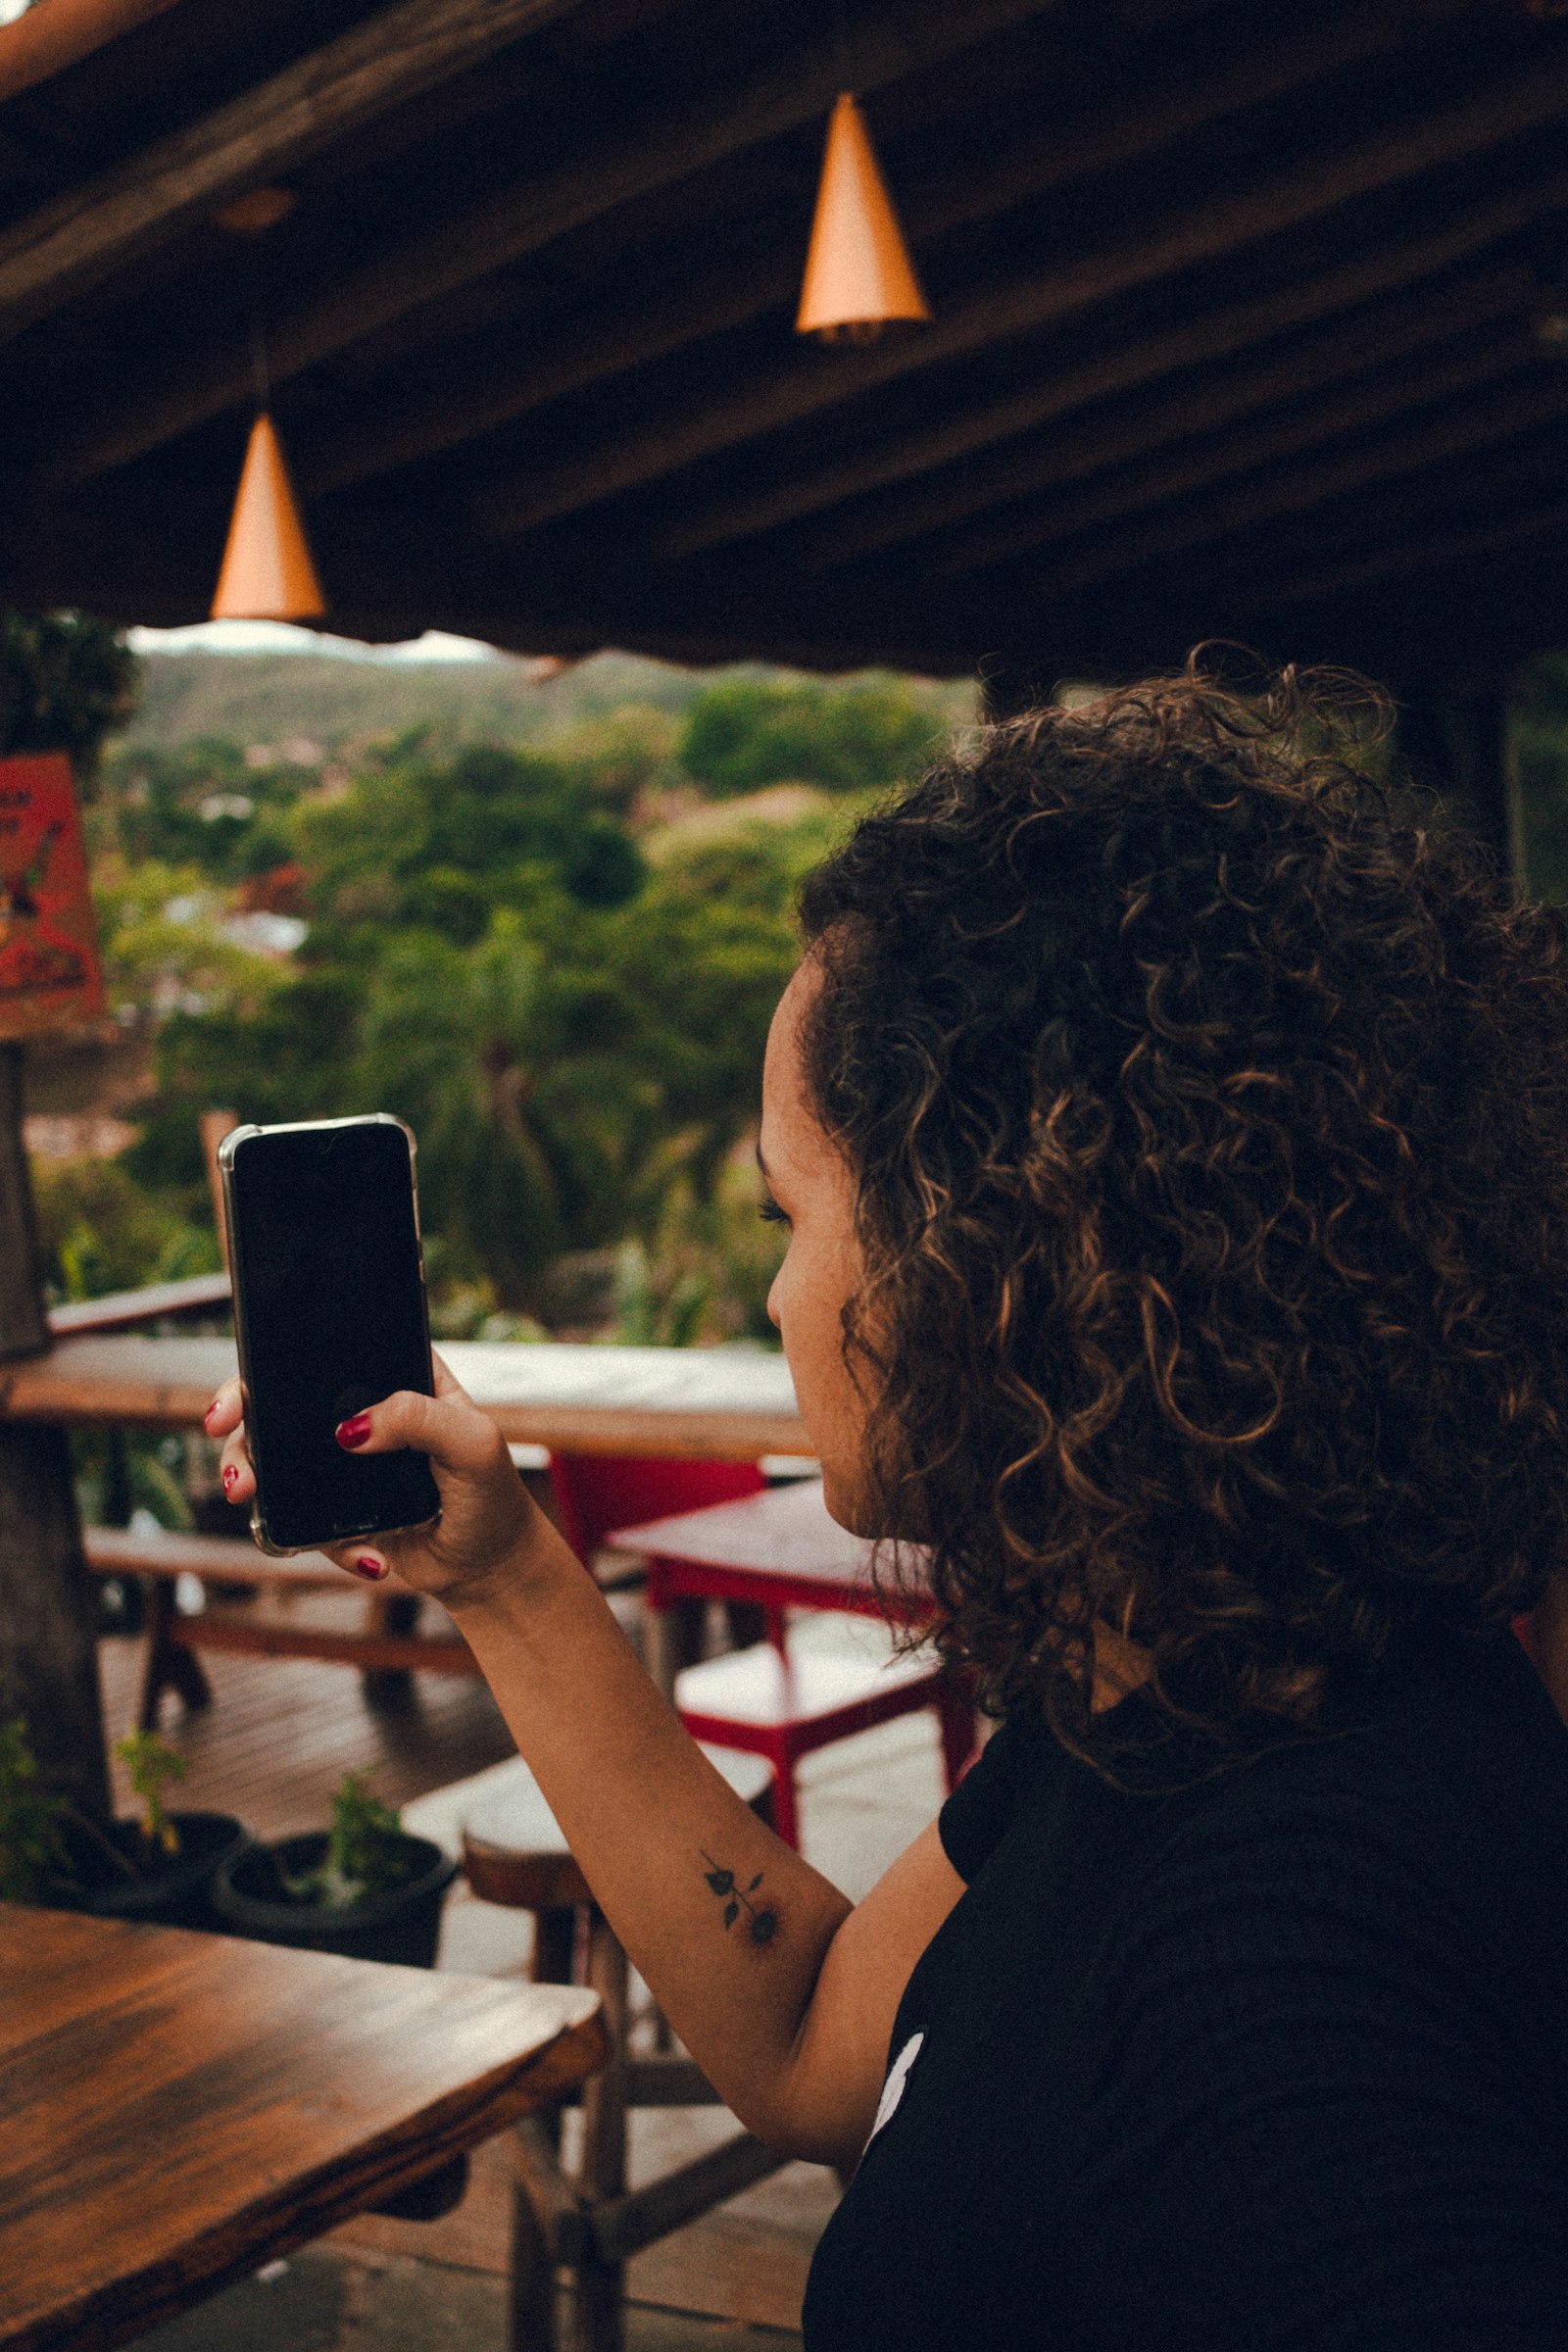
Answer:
[
  {"left": 606, "top": 1473, "right": 929, "bottom": 1620},
  {"left": 605, "top": 1477, "right": 975, "bottom": 1845}
]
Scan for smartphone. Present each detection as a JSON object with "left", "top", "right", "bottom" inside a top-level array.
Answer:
[{"left": 219, "top": 1114, "right": 441, "bottom": 1554}]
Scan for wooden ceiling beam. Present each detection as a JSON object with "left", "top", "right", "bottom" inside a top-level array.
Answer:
[
  {"left": 933, "top": 324, "right": 1540, "bottom": 578},
  {"left": 479, "top": 38, "right": 1568, "bottom": 542},
  {"left": 32, "top": 0, "right": 1052, "bottom": 489},
  {"left": 1241, "top": 498, "right": 1568, "bottom": 614},
  {"left": 300, "top": 265, "right": 785, "bottom": 498},
  {"left": 0, "top": 0, "right": 585, "bottom": 345},
  {"left": 300, "top": 4, "right": 1442, "bottom": 499},
  {"left": 678, "top": 251, "right": 1537, "bottom": 568},
  {"left": 1008, "top": 365, "right": 1568, "bottom": 597},
  {"left": 761, "top": 226, "right": 1563, "bottom": 570},
  {"left": 1205, "top": 441, "right": 1568, "bottom": 612},
  {"left": 0, "top": 529, "right": 993, "bottom": 676}
]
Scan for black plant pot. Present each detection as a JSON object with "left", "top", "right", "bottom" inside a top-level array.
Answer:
[
  {"left": 55, "top": 1811, "right": 253, "bottom": 1932},
  {"left": 212, "top": 1832, "right": 457, "bottom": 1967}
]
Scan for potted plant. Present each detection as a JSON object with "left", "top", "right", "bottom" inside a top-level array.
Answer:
[
  {"left": 213, "top": 1771, "right": 457, "bottom": 1966},
  {"left": 0, "top": 1718, "right": 250, "bottom": 1928}
]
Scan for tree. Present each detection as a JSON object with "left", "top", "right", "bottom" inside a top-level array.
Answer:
[
  {"left": 678, "top": 672, "right": 946, "bottom": 796},
  {"left": 0, "top": 612, "right": 140, "bottom": 782},
  {"left": 291, "top": 739, "right": 646, "bottom": 948}
]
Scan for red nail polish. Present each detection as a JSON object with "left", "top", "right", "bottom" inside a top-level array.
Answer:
[
  {"left": 337, "top": 1413, "right": 372, "bottom": 1449},
  {"left": 352, "top": 1556, "right": 387, "bottom": 1581},
  {"left": 221, "top": 1464, "right": 237, "bottom": 1495}
]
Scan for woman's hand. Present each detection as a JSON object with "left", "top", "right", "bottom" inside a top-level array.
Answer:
[{"left": 204, "top": 1351, "right": 546, "bottom": 1607}]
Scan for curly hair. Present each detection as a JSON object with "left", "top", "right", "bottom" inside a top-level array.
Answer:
[{"left": 796, "top": 657, "right": 1568, "bottom": 1747}]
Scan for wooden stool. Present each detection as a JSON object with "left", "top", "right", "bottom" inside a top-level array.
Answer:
[{"left": 458, "top": 1751, "right": 786, "bottom": 2352}]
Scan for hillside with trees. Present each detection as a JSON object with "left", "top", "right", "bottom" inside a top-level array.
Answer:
[{"left": 22, "top": 628, "right": 973, "bottom": 1354}]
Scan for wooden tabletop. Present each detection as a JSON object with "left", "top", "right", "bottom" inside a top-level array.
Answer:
[
  {"left": 0, "top": 1334, "right": 809, "bottom": 1462},
  {"left": 0, "top": 1905, "right": 605, "bottom": 2352}
]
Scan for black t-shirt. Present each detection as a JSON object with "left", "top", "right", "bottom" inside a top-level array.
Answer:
[{"left": 803, "top": 1626, "right": 1568, "bottom": 2350}]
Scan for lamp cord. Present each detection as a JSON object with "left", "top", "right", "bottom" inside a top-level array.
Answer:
[{"left": 249, "top": 308, "right": 270, "bottom": 416}]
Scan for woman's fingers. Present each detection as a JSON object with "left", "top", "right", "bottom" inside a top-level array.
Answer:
[
  {"left": 203, "top": 1354, "right": 522, "bottom": 1595},
  {"left": 203, "top": 1376, "right": 255, "bottom": 1503},
  {"left": 219, "top": 1447, "right": 253, "bottom": 1504},
  {"left": 203, "top": 1377, "right": 243, "bottom": 1437},
  {"left": 332, "top": 1385, "right": 505, "bottom": 1479},
  {"left": 323, "top": 1542, "right": 392, "bottom": 1583}
]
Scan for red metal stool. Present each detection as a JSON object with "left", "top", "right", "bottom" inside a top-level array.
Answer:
[{"left": 608, "top": 1478, "right": 976, "bottom": 1849}]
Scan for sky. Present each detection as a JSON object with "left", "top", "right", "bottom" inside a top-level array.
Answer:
[{"left": 127, "top": 621, "right": 500, "bottom": 662}]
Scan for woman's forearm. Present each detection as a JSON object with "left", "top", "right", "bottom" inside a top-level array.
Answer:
[
  {"left": 205, "top": 1364, "right": 871, "bottom": 2161},
  {"left": 449, "top": 1519, "right": 857, "bottom": 2157}
]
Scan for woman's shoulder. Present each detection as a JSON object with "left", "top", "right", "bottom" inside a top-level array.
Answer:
[
  {"left": 1116, "top": 1627, "right": 1568, "bottom": 1979},
  {"left": 937, "top": 1703, "right": 1067, "bottom": 1884}
]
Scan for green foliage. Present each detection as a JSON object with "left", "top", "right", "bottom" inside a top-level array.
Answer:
[
  {"left": 564, "top": 816, "right": 648, "bottom": 907},
  {"left": 0, "top": 1719, "right": 70, "bottom": 1903},
  {"left": 95, "top": 738, "right": 314, "bottom": 879},
  {"left": 283, "top": 1773, "right": 416, "bottom": 1909},
  {"left": 325, "top": 1774, "right": 410, "bottom": 1895},
  {"left": 113, "top": 1729, "right": 186, "bottom": 1857},
  {"left": 131, "top": 809, "right": 797, "bottom": 1311},
  {"left": 293, "top": 742, "right": 646, "bottom": 946},
  {"left": 0, "top": 612, "right": 140, "bottom": 777},
  {"left": 33, "top": 1155, "right": 220, "bottom": 1302},
  {"left": 612, "top": 1152, "right": 787, "bottom": 1348},
  {"left": 91, "top": 853, "right": 287, "bottom": 1034},
  {"left": 678, "top": 673, "right": 945, "bottom": 796},
  {"left": 555, "top": 703, "right": 683, "bottom": 814},
  {"left": 121, "top": 648, "right": 709, "bottom": 760},
  {"left": 126, "top": 967, "right": 364, "bottom": 1192},
  {"left": 71, "top": 1427, "right": 195, "bottom": 1533},
  {"left": 1513, "top": 655, "right": 1568, "bottom": 903}
]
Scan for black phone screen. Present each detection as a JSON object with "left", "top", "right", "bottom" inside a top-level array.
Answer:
[{"left": 226, "top": 1118, "right": 441, "bottom": 1551}]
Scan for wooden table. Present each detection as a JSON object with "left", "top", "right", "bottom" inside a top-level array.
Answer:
[
  {"left": 0, "top": 1334, "right": 809, "bottom": 1461},
  {"left": 0, "top": 1904, "right": 606, "bottom": 2352}
]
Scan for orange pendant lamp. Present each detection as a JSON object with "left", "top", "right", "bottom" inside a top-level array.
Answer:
[
  {"left": 796, "top": 92, "right": 930, "bottom": 344},
  {"left": 211, "top": 413, "right": 325, "bottom": 620}
]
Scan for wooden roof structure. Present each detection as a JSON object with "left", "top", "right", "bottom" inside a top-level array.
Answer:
[{"left": 5, "top": 0, "right": 1568, "bottom": 703}]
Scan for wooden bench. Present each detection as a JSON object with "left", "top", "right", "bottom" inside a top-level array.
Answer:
[
  {"left": 47, "top": 1271, "right": 233, "bottom": 1336},
  {"left": 84, "top": 1525, "right": 480, "bottom": 1731}
]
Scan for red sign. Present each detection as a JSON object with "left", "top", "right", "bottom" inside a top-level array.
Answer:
[{"left": 0, "top": 754, "right": 107, "bottom": 1041}]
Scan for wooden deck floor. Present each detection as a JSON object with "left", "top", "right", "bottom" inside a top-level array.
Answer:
[{"left": 97, "top": 1606, "right": 517, "bottom": 1838}]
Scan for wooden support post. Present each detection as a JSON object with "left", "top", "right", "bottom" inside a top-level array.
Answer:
[
  {"left": 1397, "top": 686, "right": 1524, "bottom": 883},
  {"left": 979, "top": 654, "right": 1065, "bottom": 724},
  {"left": 0, "top": 1043, "right": 109, "bottom": 1817},
  {"left": 0, "top": 1044, "right": 47, "bottom": 1364}
]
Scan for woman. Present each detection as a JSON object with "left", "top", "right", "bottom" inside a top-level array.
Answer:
[{"left": 211, "top": 663, "right": 1568, "bottom": 2348}]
